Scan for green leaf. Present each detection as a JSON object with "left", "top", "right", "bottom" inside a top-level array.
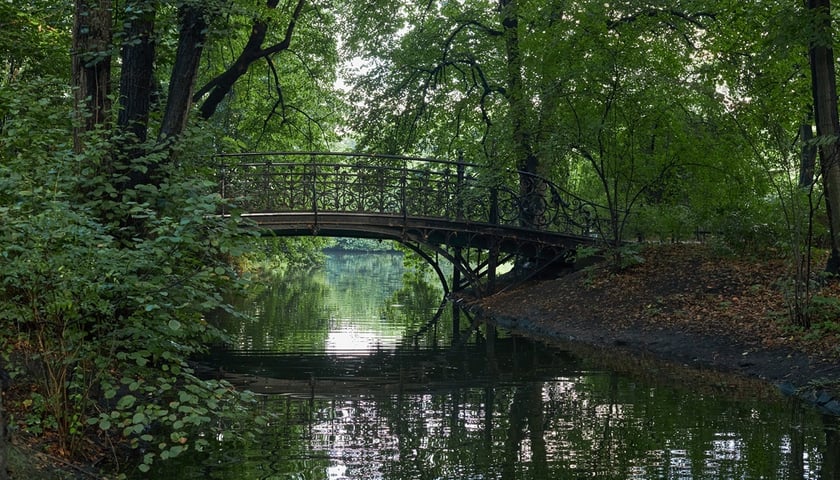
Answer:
[
  {"left": 132, "top": 412, "right": 147, "bottom": 425},
  {"left": 117, "top": 394, "right": 137, "bottom": 410},
  {"left": 98, "top": 418, "right": 112, "bottom": 431}
]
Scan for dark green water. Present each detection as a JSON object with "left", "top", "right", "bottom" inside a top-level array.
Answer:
[{"left": 151, "top": 251, "right": 839, "bottom": 479}]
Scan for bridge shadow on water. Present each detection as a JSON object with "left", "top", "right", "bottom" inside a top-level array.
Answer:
[{"left": 200, "top": 335, "right": 581, "bottom": 398}]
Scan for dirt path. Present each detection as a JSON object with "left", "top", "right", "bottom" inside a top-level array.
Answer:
[{"left": 464, "top": 244, "right": 840, "bottom": 414}]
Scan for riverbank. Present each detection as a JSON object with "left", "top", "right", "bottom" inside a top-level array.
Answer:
[{"left": 462, "top": 243, "right": 840, "bottom": 414}]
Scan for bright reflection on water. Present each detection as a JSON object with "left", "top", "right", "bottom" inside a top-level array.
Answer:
[{"left": 150, "top": 251, "right": 840, "bottom": 479}]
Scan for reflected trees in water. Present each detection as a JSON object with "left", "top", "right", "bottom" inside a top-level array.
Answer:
[{"left": 165, "top": 252, "right": 839, "bottom": 479}]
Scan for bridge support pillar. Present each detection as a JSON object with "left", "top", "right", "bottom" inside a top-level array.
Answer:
[
  {"left": 452, "top": 247, "right": 463, "bottom": 292},
  {"left": 488, "top": 244, "right": 499, "bottom": 292},
  {"left": 451, "top": 247, "right": 463, "bottom": 340}
]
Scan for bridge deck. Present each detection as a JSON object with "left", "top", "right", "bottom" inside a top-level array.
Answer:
[{"left": 243, "top": 212, "right": 593, "bottom": 260}]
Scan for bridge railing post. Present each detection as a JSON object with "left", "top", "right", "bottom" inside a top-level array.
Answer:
[
  {"left": 400, "top": 159, "right": 408, "bottom": 222},
  {"left": 309, "top": 154, "right": 318, "bottom": 224},
  {"left": 218, "top": 164, "right": 228, "bottom": 215},
  {"left": 456, "top": 151, "right": 465, "bottom": 221},
  {"left": 262, "top": 160, "right": 273, "bottom": 212}
]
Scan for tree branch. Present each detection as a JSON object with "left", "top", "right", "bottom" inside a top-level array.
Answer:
[
  {"left": 607, "top": 8, "right": 716, "bottom": 30},
  {"left": 195, "top": 0, "right": 307, "bottom": 120}
]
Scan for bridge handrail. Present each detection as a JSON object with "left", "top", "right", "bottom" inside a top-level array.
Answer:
[
  {"left": 215, "top": 151, "right": 605, "bottom": 236},
  {"left": 215, "top": 151, "right": 480, "bottom": 169}
]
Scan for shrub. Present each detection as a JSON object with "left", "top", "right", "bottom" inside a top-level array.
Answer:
[{"left": 0, "top": 114, "right": 260, "bottom": 473}]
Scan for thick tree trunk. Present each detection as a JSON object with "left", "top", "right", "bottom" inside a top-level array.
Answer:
[
  {"left": 117, "top": 0, "right": 158, "bottom": 190},
  {"left": 117, "top": 0, "right": 157, "bottom": 144},
  {"left": 500, "top": 0, "right": 541, "bottom": 228},
  {"left": 72, "top": 0, "right": 112, "bottom": 152},
  {"left": 807, "top": 0, "right": 840, "bottom": 275},
  {"left": 159, "top": 4, "right": 208, "bottom": 141}
]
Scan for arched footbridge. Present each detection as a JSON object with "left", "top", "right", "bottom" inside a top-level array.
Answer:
[{"left": 217, "top": 152, "right": 599, "bottom": 296}]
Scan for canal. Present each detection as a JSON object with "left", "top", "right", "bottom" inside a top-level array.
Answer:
[{"left": 150, "top": 250, "right": 839, "bottom": 479}]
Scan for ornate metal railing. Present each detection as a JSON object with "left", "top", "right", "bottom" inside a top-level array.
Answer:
[{"left": 216, "top": 152, "right": 597, "bottom": 235}]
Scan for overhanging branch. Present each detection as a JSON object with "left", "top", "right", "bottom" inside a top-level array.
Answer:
[
  {"left": 194, "top": 0, "right": 307, "bottom": 120},
  {"left": 607, "top": 8, "right": 716, "bottom": 30}
]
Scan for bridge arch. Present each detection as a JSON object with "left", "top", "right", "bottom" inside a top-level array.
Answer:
[{"left": 219, "top": 151, "right": 598, "bottom": 296}]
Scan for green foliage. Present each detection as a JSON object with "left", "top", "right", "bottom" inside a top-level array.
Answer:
[
  {"left": 239, "top": 236, "right": 330, "bottom": 272},
  {"left": 340, "top": 0, "right": 782, "bottom": 270},
  {"left": 806, "top": 298, "right": 840, "bottom": 331},
  {"left": 630, "top": 205, "right": 698, "bottom": 243},
  {"left": 341, "top": 0, "right": 504, "bottom": 158},
  {"left": 328, "top": 237, "right": 399, "bottom": 252},
  {"left": 200, "top": 1, "right": 344, "bottom": 152},
  {"left": 0, "top": 83, "right": 261, "bottom": 472},
  {"left": 616, "top": 244, "right": 645, "bottom": 271},
  {"left": 0, "top": 0, "right": 72, "bottom": 84},
  {"left": 711, "top": 202, "right": 789, "bottom": 253}
]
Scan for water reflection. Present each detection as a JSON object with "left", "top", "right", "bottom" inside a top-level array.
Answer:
[
  {"left": 216, "top": 252, "right": 449, "bottom": 354},
  {"left": 152, "top": 251, "right": 839, "bottom": 479}
]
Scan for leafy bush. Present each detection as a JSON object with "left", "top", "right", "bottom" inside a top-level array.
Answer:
[
  {"left": 710, "top": 201, "right": 790, "bottom": 254},
  {"left": 629, "top": 204, "right": 698, "bottom": 243},
  {"left": 328, "top": 237, "right": 399, "bottom": 252},
  {"left": 0, "top": 93, "right": 261, "bottom": 473},
  {"left": 239, "top": 236, "right": 330, "bottom": 272}
]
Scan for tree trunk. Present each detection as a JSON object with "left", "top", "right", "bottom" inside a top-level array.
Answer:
[
  {"left": 117, "top": 0, "right": 158, "bottom": 190},
  {"left": 807, "top": 0, "right": 840, "bottom": 275},
  {"left": 72, "top": 0, "right": 112, "bottom": 152},
  {"left": 500, "top": 0, "right": 541, "bottom": 228},
  {"left": 117, "top": 0, "right": 157, "bottom": 144},
  {"left": 799, "top": 113, "right": 816, "bottom": 188},
  {"left": 159, "top": 4, "right": 208, "bottom": 142}
]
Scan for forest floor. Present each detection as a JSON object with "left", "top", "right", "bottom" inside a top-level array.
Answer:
[{"left": 464, "top": 243, "right": 840, "bottom": 408}]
